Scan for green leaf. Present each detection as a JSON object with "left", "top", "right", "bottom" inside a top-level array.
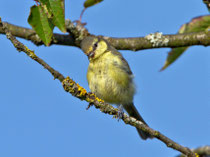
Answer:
[
  {"left": 160, "top": 47, "right": 189, "bottom": 71},
  {"left": 39, "top": 0, "right": 66, "bottom": 32},
  {"left": 161, "top": 15, "right": 210, "bottom": 71},
  {"left": 28, "top": 5, "right": 54, "bottom": 46},
  {"left": 84, "top": 0, "right": 103, "bottom": 8}
]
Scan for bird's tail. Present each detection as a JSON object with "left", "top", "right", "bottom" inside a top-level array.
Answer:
[{"left": 123, "top": 103, "right": 153, "bottom": 140}]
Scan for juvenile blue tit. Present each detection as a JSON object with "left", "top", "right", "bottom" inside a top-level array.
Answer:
[{"left": 81, "top": 36, "right": 152, "bottom": 140}]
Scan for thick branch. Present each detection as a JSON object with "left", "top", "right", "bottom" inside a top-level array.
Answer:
[
  {"left": 0, "top": 22, "right": 75, "bottom": 47},
  {"left": 105, "top": 32, "right": 210, "bottom": 51},
  {"left": 0, "top": 21, "right": 209, "bottom": 51},
  {"left": 178, "top": 146, "right": 210, "bottom": 157},
  {"left": 0, "top": 17, "right": 197, "bottom": 157}
]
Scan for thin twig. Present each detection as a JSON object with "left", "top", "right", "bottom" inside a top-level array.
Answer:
[
  {"left": 178, "top": 145, "right": 210, "bottom": 157},
  {"left": 0, "top": 18, "right": 65, "bottom": 82}
]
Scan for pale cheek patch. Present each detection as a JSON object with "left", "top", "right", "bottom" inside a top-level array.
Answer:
[
  {"left": 98, "top": 41, "right": 107, "bottom": 53},
  {"left": 93, "top": 41, "right": 108, "bottom": 59}
]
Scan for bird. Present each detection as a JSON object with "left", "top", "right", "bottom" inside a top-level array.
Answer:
[{"left": 80, "top": 36, "right": 152, "bottom": 140}]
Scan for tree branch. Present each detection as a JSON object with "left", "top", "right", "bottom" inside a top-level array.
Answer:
[
  {"left": 0, "top": 17, "right": 197, "bottom": 157},
  {"left": 0, "top": 22, "right": 76, "bottom": 47},
  {"left": 0, "top": 19, "right": 65, "bottom": 82},
  {"left": 105, "top": 31, "right": 210, "bottom": 51},
  {"left": 0, "top": 20, "right": 209, "bottom": 51},
  {"left": 178, "top": 145, "right": 210, "bottom": 157}
]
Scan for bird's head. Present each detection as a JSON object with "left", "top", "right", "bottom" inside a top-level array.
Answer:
[{"left": 80, "top": 36, "right": 108, "bottom": 61}]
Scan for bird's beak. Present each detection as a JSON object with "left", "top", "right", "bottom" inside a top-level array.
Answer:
[{"left": 87, "top": 51, "right": 95, "bottom": 59}]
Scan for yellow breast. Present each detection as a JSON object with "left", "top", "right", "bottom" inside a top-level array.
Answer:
[{"left": 87, "top": 51, "right": 135, "bottom": 105}]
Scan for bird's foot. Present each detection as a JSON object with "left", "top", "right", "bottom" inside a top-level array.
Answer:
[
  {"left": 116, "top": 105, "right": 124, "bottom": 121},
  {"left": 86, "top": 102, "right": 94, "bottom": 110}
]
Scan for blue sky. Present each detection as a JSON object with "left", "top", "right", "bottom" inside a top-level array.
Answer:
[{"left": 0, "top": 0, "right": 209, "bottom": 157}]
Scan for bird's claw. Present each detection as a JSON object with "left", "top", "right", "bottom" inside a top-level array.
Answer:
[
  {"left": 116, "top": 105, "right": 124, "bottom": 121},
  {"left": 86, "top": 103, "right": 94, "bottom": 110}
]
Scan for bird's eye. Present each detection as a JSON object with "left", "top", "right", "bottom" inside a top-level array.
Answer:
[{"left": 93, "top": 43, "right": 98, "bottom": 48}]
